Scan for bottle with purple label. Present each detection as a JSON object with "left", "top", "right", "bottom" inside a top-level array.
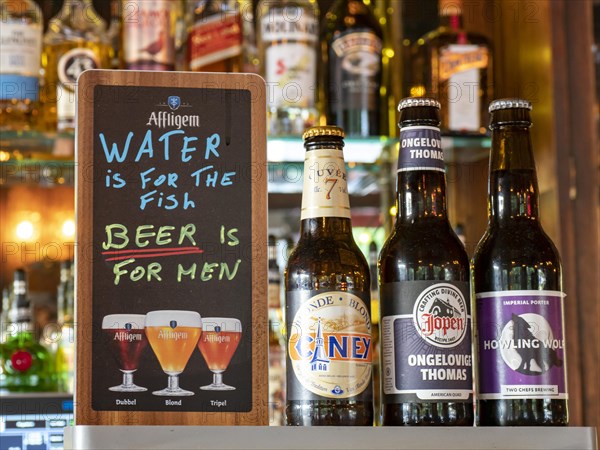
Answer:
[
  {"left": 472, "top": 98, "right": 568, "bottom": 426},
  {"left": 379, "top": 98, "right": 473, "bottom": 426}
]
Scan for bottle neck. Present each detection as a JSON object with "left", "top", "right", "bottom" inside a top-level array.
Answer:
[
  {"left": 396, "top": 171, "right": 448, "bottom": 223},
  {"left": 395, "top": 122, "right": 448, "bottom": 224},
  {"left": 300, "top": 138, "right": 352, "bottom": 238},
  {"left": 439, "top": 12, "right": 463, "bottom": 30},
  {"left": 488, "top": 125, "right": 540, "bottom": 223},
  {"left": 300, "top": 216, "right": 353, "bottom": 238},
  {"left": 60, "top": 0, "right": 94, "bottom": 13},
  {"left": 55, "top": 0, "right": 102, "bottom": 31},
  {"left": 439, "top": 0, "right": 464, "bottom": 30}
]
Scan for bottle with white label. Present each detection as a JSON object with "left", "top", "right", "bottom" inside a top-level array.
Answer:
[
  {"left": 285, "top": 125, "right": 373, "bottom": 425},
  {"left": 473, "top": 99, "right": 568, "bottom": 426},
  {"left": 41, "top": 0, "right": 110, "bottom": 134},
  {"left": 379, "top": 98, "right": 473, "bottom": 426},
  {"left": 257, "top": 0, "right": 319, "bottom": 136},
  {"left": 321, "top": 0, "right": 383, "bottom": 137},
  {"left": 410, "top": 0, "right": 492, "bottom": 135},
  {"left": 0, "top": 0, "right": 42, "bottom": 133},
  {"left": 122, "top": 0, "right": 182, "bottom": 71}
]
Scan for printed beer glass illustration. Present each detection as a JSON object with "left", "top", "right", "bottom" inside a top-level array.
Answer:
[
  {"left": 198, "top": 317, "right": 242, "bottom": 391},
  {"left": 145, "top": 310, "right": 202, "bottom": 396},
  {"left": 102, "top": 314, "right": 148, "bottom": 392}
]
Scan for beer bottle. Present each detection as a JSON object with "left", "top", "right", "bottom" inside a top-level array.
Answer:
[
  {"left": 379, "top": 98, "right": 473, "bottom": 426},
  {"left": 285, "top": 126, "right": 373, "bottom": 426},
  {"left": 473, "top": 99, "right": 568, "bottom": 426}
]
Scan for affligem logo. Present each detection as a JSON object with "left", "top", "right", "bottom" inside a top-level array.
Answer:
[
  {"left": 168, "top": 95, "right": 181, "bottom": 110},
  {"left": 146, "top": 96, "right": 199, "bottom": 129}
]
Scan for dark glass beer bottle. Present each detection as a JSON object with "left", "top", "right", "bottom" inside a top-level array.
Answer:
[
  {"left": 379, "top": 98, "right": 473, "bottom": 426},
  {"left": 285, "top": 126, "right": 373, "bottom": 426},
  {"left": 473, "top": 99, "right": 568, "bottom": 426},
  {"left": 321, "top": 0, "right": 383, "bottom": 137}
]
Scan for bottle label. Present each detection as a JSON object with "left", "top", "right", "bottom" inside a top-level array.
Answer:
[
  {"left": 123, "top": 0, "right": 175, "bottom": 70},
  {"left": 57, "top": 48, "right": 100, "bottom": 130},
  {"left": 261, "top": 7, "right": 318, "bottom": 109},
  {"left": 476, "top": 290, "right": 568, "bottom": 400},
  {"left": 380, "top": 281, "right": 473, "bottom": 403},
  {"left": 189, "top": 13, "right": 243, "bottom": 70},
  {"left": 0, "top": 22, "right": 41, "bottom": 101},
  {"left": 301, "top": 149, "right": 350, "bottom": 220},
  {"left": 398, "top": 126, "right": 445, "bottom": 173},
  {"left": 286, "top": 290, "right": 372, "bottom": 401},
  {"left": 329, "top": 31, "right": 382, "bottom": 114},
  {"left": 440, "top": 44, "right": 488, "bottom": 132}
]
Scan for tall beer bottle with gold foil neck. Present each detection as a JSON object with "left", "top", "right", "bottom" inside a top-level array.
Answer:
[
  {"left": 379, "top": 98, "right": 473, "bottom": 426},
  {"left": 473, "top": 99, "right": 568, "bottom": 426},
  {"left": 285, "top": 126, "right": 373, "bottom": 426}
]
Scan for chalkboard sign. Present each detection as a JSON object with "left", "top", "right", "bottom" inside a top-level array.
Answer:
[{"left": 76, "top": 70, "right": 267, "bottom": 426}]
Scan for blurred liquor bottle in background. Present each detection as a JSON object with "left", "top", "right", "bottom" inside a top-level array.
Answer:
[
  {"left": 268, "top": 235, "right": 285, "bottom": 425},
  {"left": 0, "top": 269, "right": 57, "bottom": 393},
  {"left": 411, "top": 0, "right": 492, "bottom": 135},
  {"left": 107, "top": 0, "right": 122, "bottom": 69},
  {"left": 187, "top": 0, "right": 257, "bottom": 73},
  {"left": 0, "top": 0, "right": 42, "bottom": 132},
  {"left": 122, "top": 0, "right": 181, "bottom": 71},
  {"left": 257, "top": 0, "right": 319, "bottom": 136},
  {"left": 321, "top": 0, "right": 383, "bottom": 137},
  {"left": 55, "top": 260, "right": 75, "bottom": 393},
  {"left": 41, "top": 0, "right": 111, "bottom": 134}
]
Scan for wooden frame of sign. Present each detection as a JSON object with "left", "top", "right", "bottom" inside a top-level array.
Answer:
[{"left": 76, "top": 70, "right": 267, "bottom": 426}]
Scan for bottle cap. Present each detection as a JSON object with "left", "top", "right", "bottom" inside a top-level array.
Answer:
[
  {"left": 397, "top": 97, "right": 441, "bottom": 111},
  {"left": 302, "top": 125, "right": 345, "bottom": 140},
  {"left": 489, "top": 98, "right": 532, "bottom": 113}
]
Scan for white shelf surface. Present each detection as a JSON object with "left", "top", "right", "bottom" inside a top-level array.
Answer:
[{"left": 65, "top": 425, "right": 597, "bottom": 450}]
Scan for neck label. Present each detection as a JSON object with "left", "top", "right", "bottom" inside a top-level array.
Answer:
[
  {"left": 398, "top": 126, "right": 445, "bottom": 173},
  {"left": 301, "top": 149, "right": 351, "bottom": 220}
]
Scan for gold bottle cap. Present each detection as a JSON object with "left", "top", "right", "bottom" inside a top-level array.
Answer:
[
  {"left": 397, "top": 97, "right": 441, "bottom": 111},
  {"left": 302, "top": 125, "right": 345, "bottom": 141},
  {"left": 489, "top": 98, "right": 533, "bottom": 113}
]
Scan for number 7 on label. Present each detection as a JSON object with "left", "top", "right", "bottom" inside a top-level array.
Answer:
[{"left": 325, "top": 178, "right": 338, "bottom": 200}]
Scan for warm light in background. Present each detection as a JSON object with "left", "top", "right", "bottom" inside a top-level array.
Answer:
[
  {"left": 62, "top": 219, "right": 76, "bottom": 238},
  {"left": 410, "top": 85, "right": 426, "bottom": 97},
  {"left": 358, "top": 231, "right": 371, "bottom": 245},
  {"left": 389, "top": 205, "right": 398, "bottom": 216},
  {"left": 16, "top": 220, "right": 35, "bottom": 241}
]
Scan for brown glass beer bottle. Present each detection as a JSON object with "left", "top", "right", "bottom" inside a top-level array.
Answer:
[
  {"left": 473, "top": 99, "right": 568, "bottom": 426},
  {"left": 285, "top": 126, "right": 373, "bottom": 425},
  {"left": 379, "top": 98, "right": 473, "bottom": 426}
]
